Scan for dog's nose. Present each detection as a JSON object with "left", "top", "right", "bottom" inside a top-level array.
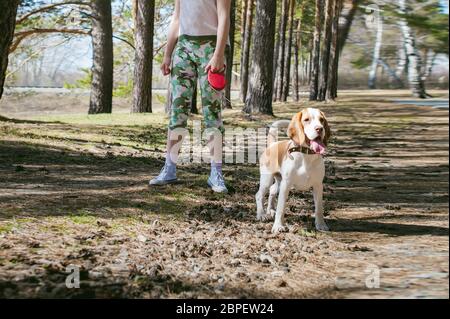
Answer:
[{"left": 315, "top": 126, "right": 323, "bottom": 134}]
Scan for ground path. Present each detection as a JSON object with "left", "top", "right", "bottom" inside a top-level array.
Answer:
[{"left": 0, "top": 90, "right": 448, "bottom": 298}]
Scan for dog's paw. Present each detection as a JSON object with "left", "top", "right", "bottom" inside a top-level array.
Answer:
[
  {"left": 315, "top": 221, "right": 330, "bottom": 232},
  {"left": 269, "top": 209, "right": 276, "bottom": 218},
  {"left": 271, "top": 223, "right": 288, "bottom": 234},
  {"left": 256, "top": 213, "right": 265, "bottom": 221}
]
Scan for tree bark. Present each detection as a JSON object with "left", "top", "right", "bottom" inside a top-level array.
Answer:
[
  {"left": 272, "top": 13, "right": 283, "bottom": 101},
  {"left": 421, "top": 49, "right": 435, "bottom": 82},
  {"left": 244, "top": 0, "right": 277, "bottom": 115},
  {"left": 275, "top": 0, "right": 289, "bottom": 101},
  {"left": 397, "top": 0, "right": 427, "bottom": 98},
  {"left": 225, "top": 0, "right": 236, "bottom": 108},
  {"left": 327, "top": 0, "right": 342, "bottom": 100},
  {"left": 368, "top": 14, "right": 383, "bottom": 89},
  {"left": 378, "top": 58, "right": 404, "bottom": 87},
  {"left": 308, "top": 40, "right": 313, "bottom": 84},
  {"left": 293, "top": 20, "right": 300, "bottom": 102},
  {"left": 338, "top": 0, "right": 360, "bottom": 56},
  {"left": 309, "top": 0, "right": 323, "bottom": 101},
  {"left": 0, "top": 0, "right": 20, "bottom": 100},
  {"left": 281, "top": 0, "right": 296, "bottom": 102},
  {"left": 240, "top": 0, "right": 254, "bottom": 102},
  {"left": 395, "top": 44, "right": 407, "bottom": 83},
  {"left": 318, "top": 0, "right": 334, "bottom": 101},
  {"left": 89, "top": 0, "right": 114, "bottom": 114},
  {"left": 132, "top": 0, "right": 154, "bottom": 113}
]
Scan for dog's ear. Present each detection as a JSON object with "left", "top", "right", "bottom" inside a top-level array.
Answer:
[
  {"left": 320, "top": 111, "right": 331, "bottom": 146},
  {"left": 288, "top": 111, "right": 305, "bottom": 146}
]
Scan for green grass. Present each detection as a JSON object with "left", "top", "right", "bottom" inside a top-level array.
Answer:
[
  {"left": 68, "top": 210, "right": 97, "bottom": 225},
  {"left": 0, "top": 223, "right": 14, "bottom": 234},
  {"left": 298, "top": 228, "right": 318, "bottom": 238},
  {"left": 30, "top": 112, "right": 168, "bottom": 127}
]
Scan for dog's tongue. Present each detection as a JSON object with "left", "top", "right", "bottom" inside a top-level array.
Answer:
[{"left": 310, "top": 138, "right": 326, "bottom": 155}]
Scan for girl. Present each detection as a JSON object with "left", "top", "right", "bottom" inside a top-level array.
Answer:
[{"left": 149, "top": 0, "right": 231, "bottom": 193}]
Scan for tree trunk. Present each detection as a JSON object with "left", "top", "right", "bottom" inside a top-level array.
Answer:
[
  {"left": 338, "top": 0, "right": 359, "bottom": 56},
  {"left": 395, "top": 44, "right": 407, "bottom": 81},
  {"left": 244, "top": 0, "right": 277, "bottom": 115},
  {"left": 293, "top": 20, "right": 300, "bottom": 102},
  {"left": 421, "top": 49, "right": 435, "bottom": 82},
  {"left": 0, "top": 0, "right": 20, "bottom": 100},
  {"left": 89, "top": 0, "right": 114, "bottom": 114},
  {"left": 327, "top": 0, "right": 342, "bottom": 100},
  {"left": 225, "top": 0, "right": 236, "bottom": 108},
  {"left": 132, "top": 0, "right": 154, "bottom": 113},
  {"left": 281, "top": 0, "right": 296, "bottom": 102},
  {"left": 309, "top": 0, "right": 322, "bottom": 101},
  {"left": 308, "top": 40, "right": 313, "bottom": 84},
  {"left": 272, "top": 11, "right": 283, "bottom": 101},
  {"left": 318, "top": 0, "right": 334, "bottom": 101},
  {"left": 368, "top": 14, "right": 383, "bottom": 89},
  {"left": 275, "top": 0, "right": 289, "bottom": 101},
  {"left": 378, "top": 59, "right": 404, "bottom": 87},
  {"left": 240, "top": 0, "right": 254, "bottom": 102},
  {"left": 397, "top": 0, "right": 427, "bottom": 98}
]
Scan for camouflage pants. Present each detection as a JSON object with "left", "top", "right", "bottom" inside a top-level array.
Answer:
[{"left": 169, "top": 35, "right": 226, "bottom": 133}]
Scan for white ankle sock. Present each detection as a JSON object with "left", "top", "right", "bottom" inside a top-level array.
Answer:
[{"left": 211, "top": 161, "right": 223, "bottom": 174}]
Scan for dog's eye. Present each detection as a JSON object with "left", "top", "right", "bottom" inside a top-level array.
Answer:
[
  {"left": 320, "top": 118, "right": 324, "bottom": 123},
  {"left": 304, "top": 118, "right": 310, "bottom": 122}
]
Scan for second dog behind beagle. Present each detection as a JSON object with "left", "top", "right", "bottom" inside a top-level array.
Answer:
[{"left": 256, "top": 108, "right": 331, "bottom": 234}]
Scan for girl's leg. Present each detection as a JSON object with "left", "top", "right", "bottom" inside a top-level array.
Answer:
[
  {"left": 196, "top": 39, "right": 227, "bottom": 192},
  {"left": 150, "top": 39, "right": 197, "bottom": 186}
]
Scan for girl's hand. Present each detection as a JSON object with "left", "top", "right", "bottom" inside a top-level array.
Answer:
[
  {"left": 205, "top": 54, "right": 225, "bottom": 73},
  {"left": 161, "top": 56, "right": 171, "bottom": 76}
]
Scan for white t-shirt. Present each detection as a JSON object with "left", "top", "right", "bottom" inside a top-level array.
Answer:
[{"left": 179, "top": 0, "right": 219, "bottom": 36}]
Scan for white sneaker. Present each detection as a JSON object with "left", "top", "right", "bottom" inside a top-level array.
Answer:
[
  {"left": 149, "top": 165, "right": 177, "bottom": 186},
  {"left": 207, "top": 168, "right": 228, "bottom": 193}
]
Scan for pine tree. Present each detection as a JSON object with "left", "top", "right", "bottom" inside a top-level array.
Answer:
[
  {"left": 89, "top": 0, "right": 114, "bottom": 114},
  {"left": 245, "top": 0, "right": 277, "bottom": 115},
  {"left": 132, "top": 0, "right": 155, "bottom": 113},
  {"left": 0, "top": 0, "right": 20, "bottom": 100}
]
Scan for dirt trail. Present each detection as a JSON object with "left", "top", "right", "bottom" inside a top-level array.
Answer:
[{"left": 0, "top": 92, "right": 448, "bottom": 298}]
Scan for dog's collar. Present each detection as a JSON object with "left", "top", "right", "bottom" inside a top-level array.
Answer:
[
  {"left": 288, "top": 140, "right": 317, "bottom": 157},
  {"left": 288, "top": 145, "right": 316, "bottom": 155}
]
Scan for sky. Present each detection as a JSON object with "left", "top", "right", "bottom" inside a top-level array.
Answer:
[
  {"left": 440, "top": 0, "right": 449, "bottom": 13},
  {"left": 72, "top": 0, "right": 450, "bottom": 71},
  {"left": 18, "top": 0, "right": 450, "bottom": 86}
]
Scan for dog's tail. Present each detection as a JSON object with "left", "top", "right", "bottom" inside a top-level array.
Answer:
[{"left": 267, "top": 120, "right": 291, "bottom": 146}]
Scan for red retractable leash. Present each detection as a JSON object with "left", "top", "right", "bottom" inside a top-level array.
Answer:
[{"left": 207, "top": 65, "right": 227, "bottom": 91}]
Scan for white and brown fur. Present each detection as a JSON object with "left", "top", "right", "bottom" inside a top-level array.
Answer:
[{"left": 256, "top": 108, "right": 331, "bottom": 233}]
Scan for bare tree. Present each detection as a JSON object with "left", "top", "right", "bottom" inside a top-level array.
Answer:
[
  {"left": 397, "top": 0, "right": 427, "bottom": 98},
  {"left": 240, "top": 0, "right": 254, "bottom": 102},
  {"left": 338, "top": 0, "right": 360, "bottom": 56},
  {"left": 244, "top": 0, "right": 277, "bottom": 115},
  {"left": 132, "top": 0, "right": 155, "bottom": 113},
  {"left": 327, "top": 0, "right": 342, "bottom": 100},
  {"left": 89, "top": 0, "right": 114, "bottom": 114},
  {"left": 225, "top": 0, "right": 236, "bottom": 108},
  {"left": 318, "top": 0, "right": 334, "bottom": 101},
  {"left": 309, "top": 0, "right": 323, "bottom": 101},
  {"left": 0, "top": 0, "right": 20, "bottom": 100},
  {"left": 293, "top": 19, "right": 301, "bottom": 102},
  {"left": 395, "top": 44, "right": 407, "bottom": 81},
  {"left": 281, "top": 0, "right": 296, "bottom": 102},
  {"left": 275, "top": 0, "right": 289, "bottom": 101},
  {"left": 368, "top": 12, "right": 383, "bottom": 89}
]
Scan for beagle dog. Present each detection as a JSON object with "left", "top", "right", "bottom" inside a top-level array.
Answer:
[{"left": 256, "top": 108, "right": 331, "bottom": 234}]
